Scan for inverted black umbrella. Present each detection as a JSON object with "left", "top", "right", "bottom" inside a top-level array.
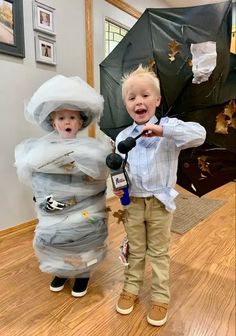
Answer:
[{"left": 99, "top": 0, "right": 236, "bottom": 196}]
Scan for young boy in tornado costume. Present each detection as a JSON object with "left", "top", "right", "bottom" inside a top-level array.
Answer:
[{"left": 15, "top": 75, "right": 110, "bottom": 297}]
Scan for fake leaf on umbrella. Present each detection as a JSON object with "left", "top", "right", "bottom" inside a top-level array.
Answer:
[
  {"left": 215, "top": 100, "right": 236, "bottom": 134},
  {"left": 168, "top": 40, "right": 180, "bottom": 62}
]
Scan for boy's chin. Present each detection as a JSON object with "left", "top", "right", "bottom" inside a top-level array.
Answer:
[
  {"left": 60, "top": 132, "right": 76, "bottom": 139},
  {"left": 134, "top": 114, "right": 153, "bottom": 125},
  {"left": 135, "top": 118, "right": 150, "bottom": 125}
]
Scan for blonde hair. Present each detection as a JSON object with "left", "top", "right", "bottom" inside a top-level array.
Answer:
[{"left": 121, "top": 64, "right": 161, "bottom": 100}]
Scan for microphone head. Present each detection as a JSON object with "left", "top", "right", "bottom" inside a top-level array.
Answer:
[
  {"left": 117, "top": 137, "right": 136, "bottom": 154},
  {"left": 106, "top": 153, "right": 123, "bottom": 170}
]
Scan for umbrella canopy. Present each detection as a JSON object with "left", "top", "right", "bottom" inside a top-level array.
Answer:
[{"left": 99, "top": 1, "right": 236, "bottom": 196}]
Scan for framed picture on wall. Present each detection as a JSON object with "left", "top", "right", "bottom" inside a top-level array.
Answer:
[
  {"left": 33, "top": 0, "right": 55, "bottom": 35},
  {"left": 34, "top": 33, "right": 56, "bottom": 65},
  {"left": 0, "top": 0, "right": 25, "bottom": 58}
]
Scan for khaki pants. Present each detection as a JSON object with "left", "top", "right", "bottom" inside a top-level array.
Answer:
[{"left": 123, "top": 196, "right": 173, "bottom": 303}]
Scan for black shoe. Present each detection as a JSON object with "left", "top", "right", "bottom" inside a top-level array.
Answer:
[
  {"left": 50, "top": 276, "right": 67, "bottom": 292},
  {"left": 72, "top": 277, "right": 89, "bottom": 297}
]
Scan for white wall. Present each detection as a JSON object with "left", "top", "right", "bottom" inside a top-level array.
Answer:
[
  {"left": 0, "top": 0, "right": 230, "bottom": 230},
  {"left": 0, "top": 0, "right": 86, "bottom": 229}
]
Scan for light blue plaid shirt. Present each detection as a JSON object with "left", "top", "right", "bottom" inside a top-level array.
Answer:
[{"left": 116, "top": 116, "right": 206, "bottom": 212}]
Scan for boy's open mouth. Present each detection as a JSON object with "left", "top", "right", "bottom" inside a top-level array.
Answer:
[
  {"left": 135, "top": 109, "right": 147, "bottom": 116},
  {"left": 65, "top": 128, "right": 72, "bottom": 132}
]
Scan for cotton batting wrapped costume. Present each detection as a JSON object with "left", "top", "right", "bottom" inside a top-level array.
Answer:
[{"left": 15, "top": 75, "right": 110, "bottom": 278}]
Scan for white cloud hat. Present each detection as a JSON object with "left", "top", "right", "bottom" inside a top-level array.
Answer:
[{"left": 25, "top": 75, "right": 104, "bottom": 131}]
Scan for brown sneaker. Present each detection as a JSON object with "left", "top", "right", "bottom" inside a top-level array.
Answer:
[
  {"left": 147, "top": 302, "right": 168, "bottom": 326},
  {"left": 116, "top": 290, "right": 138, "bottom": 315}
]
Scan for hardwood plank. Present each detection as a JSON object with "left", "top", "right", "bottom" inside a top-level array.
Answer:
[{"left": 0, "top": 219, "right": 37, "bottom": 239}]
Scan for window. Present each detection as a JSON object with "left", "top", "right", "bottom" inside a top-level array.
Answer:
[{"left": 105, "top": 19, "right": 128, "bottom": 56}]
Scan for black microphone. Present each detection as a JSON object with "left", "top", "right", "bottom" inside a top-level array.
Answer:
[
  {"left": 117, "top": 120, "right": 161, "bottom": 154},
  {"left": 106, "top": 153, "right": 130, "bottom": 206},
  {"left": 117, "top": 130, "right": 146, "bottom": 154},
  {"left": 117, "top": 137, "right": 136, "bottom": 154}
]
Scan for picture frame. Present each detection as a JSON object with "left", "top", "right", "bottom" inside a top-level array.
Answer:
[
  {"left": 0, "top": 0, "right": 25, "bottom": 58},
  {"left": 33, "top": 0, "right": 55, "bottom": 35},
  {"left": 34, "top": 33, "right": 56, "bottom": 65}
]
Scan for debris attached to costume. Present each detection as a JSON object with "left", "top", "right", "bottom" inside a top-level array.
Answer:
[{"left": 15, "top": 75, "right": 110, "bottom": 278}]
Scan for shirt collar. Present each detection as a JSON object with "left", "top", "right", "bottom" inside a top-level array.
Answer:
[{"left": 131, "top": 115, "right": 158, "bottom": 135}]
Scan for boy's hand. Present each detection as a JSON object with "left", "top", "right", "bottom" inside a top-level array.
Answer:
[
  {"left": 142, "top": 124, "right": 163, "bottom": 137},
  {"left": 113, "top": 189, "right": 124, "bottom": 199}
]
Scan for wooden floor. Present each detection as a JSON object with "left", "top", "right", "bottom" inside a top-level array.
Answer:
[{"left": 0, "top": 183, "right": 235, "bottom": 336}]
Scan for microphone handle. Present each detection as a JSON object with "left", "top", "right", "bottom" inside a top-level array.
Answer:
[
  {"left": 120, "top": 186, "right": 130, "bottom": 206},
  {"left": 134, "top": 130, "right": 146, "bottom": 141},
  {"left": 133, "top": 120, "right": 160, "bottom": 141}
]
